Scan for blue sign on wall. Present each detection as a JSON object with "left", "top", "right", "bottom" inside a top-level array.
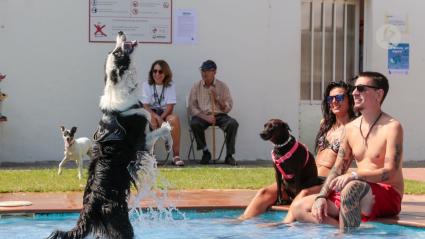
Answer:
[{"left": 388, "top": 43, "right": 409, "bottom": 74}]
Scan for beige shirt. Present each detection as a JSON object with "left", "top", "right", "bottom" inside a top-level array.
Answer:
[{"left": 188, "top": 78, "right": 233, "bottom": 116}]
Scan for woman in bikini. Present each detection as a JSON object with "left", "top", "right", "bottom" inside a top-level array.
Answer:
[
  {"left": 315, "top": 81, "right": 356, "bottom": 177},
  {"left": 141, "top": 60, "right": 184, "bottom": 166},
  {"left": 239, "top": 81, "right": 356, "bottom": 222}
]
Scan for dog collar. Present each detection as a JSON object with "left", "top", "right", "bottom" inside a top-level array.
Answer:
[
  {"left": 272, "top": 140, "right": 299, "bottom": 164},
  {"left": 273, "top": 136, "right": 293, "bottom": 148},
  {"left": 271, "top": 141, "right": 311, "bottom": 180}
]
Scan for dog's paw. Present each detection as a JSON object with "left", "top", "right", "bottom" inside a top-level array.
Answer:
[
  {"left": 160, "top": 121, "right": 172, "bottom": 130},
  {"left": 57, "top": 169, "right": 62, "bottom": 175}
]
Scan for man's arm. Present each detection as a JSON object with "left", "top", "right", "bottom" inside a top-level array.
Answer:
[
  {"left": 311, "top": 127, "right": 353, "bottom": 222},
  {"left": 188, "top": 84, "right": 215, "bottom": 124},
  {"left": 317, "top": 129, "right": 353, "bottom": 197},
  {"left": 357, "top": 121, "right": 403, "bottom": 183},
  {"left": 188, "top": 84, "right": 201, "bottom": 117},
  {"left": 216, "top": 81, "right": 233, "bottom": 113}
]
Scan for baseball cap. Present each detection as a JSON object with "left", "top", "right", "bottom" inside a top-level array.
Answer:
[{"left": 200, "top": 60, "right": 217, "bottom": 71}]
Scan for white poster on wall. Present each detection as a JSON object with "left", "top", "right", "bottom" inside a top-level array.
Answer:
[
  {"left": 385, "top": 13, "right": 408, "bottom": 33},
  {"left": 89, "top": 0, "right": 172, "bottom": 43},
  {"left": 173, "top": 9, "right": 197, "bottom": 44}
]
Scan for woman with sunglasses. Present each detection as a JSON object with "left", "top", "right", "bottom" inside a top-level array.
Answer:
[
  {"left": 279, "top": 81, "right": 357, "bottom": 223},
  {"left": 314, "top": 81, "right": 356, "bottom": 176},
  {"left": 240, "top": 81, "right": 356, "bottom": 222},
  {"left": 141, "top": 60, "right": 184, "bottom": 166}
]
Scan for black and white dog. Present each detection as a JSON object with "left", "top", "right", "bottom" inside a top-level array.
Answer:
[
  {"left": 58, "top": 126, "right": 92, "bottom": 180},
  {"left": 260, "top": 119, "right": 323, "bottom": 204},
  {"left": 48, "top": 32, "right": 170, "bottom": 239}
]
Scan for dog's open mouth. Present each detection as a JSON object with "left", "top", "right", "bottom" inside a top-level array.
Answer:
[
  {"left": 112, "top": 31, "right": 138, "bottom": 56},
  {"left": 123, "top": 41, "right": 137, "bottom": 54}
]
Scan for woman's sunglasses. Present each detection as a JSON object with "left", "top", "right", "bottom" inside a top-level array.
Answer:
[
  {"left": 153, "top": 69, "right": 163, "bottom": 74},
  {"left": 327, "top": 94, "right": 345, "bottom": 104},
  {"left": 353, "top": 84, "right": 380, "bottom": 92}
]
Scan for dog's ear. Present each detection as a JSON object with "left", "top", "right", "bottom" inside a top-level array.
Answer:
[
  {"left": 70, "top": 127, "right": 77, "bottom": 135},
  {"left": 60, "top": 126, "right": 65, "bottom": 132}
]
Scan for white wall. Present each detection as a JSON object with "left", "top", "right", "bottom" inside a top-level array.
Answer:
[
  {"left": 0, "top": 0, "right": 301, "bottom": 163},
  {"left": 363, "top": 0, "right": 425, "bottom": 161}
]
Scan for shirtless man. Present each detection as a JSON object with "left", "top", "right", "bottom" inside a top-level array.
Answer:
[{"left": 291, "top": 71, "right": 404, "bottom": 232}]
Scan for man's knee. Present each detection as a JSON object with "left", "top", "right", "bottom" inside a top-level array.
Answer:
[
  {"left": 229, "top": 118, "right": 239, "bottom": 129},
  {"left": 223, "top": 118, "right": 238, "bottom": 133},
  {"left": 190, "top": 118, "right": 202, "bottom": 130},
  {"left": 340, "top": 181, "right": 370, "bottom": 201}
]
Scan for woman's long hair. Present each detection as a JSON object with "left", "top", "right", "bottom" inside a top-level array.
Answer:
[
  {"left": 148, "top": 60, "right": 172, "bottom": 87},
  {"left": 314, "top": 81, "right": 356, "bottom": 152}
]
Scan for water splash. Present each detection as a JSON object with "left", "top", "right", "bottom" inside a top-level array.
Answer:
[{"left": 127, "top": 152, "right": 185, "bottom": 226}]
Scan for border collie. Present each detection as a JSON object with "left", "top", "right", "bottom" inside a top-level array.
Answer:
[{"left": 48, "top": 32, "right": 170, "bottom": 239}]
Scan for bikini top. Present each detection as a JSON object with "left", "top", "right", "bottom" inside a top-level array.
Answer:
[
  {"left": 317, "top": 135, "right": 340, "bottom": 153},
  {"left": 271, "top": 140, "right": 310, "bottom": 180}
]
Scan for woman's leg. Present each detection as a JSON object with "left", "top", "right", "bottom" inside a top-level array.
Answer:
[
  {"left": 150, "top": 112, "right": 160, "bottom": 129},
  {"left": 239, "top": 183, "right": 279, "bottom": 220},
  {"left": 291, "top": 194, "right": 339, "bottom": 226},
  {"left": 166, "top": 113, "right": 181, "bottom": 157},
  {"left": 284, "top": 185, "right": 322, "bottom": 223}
]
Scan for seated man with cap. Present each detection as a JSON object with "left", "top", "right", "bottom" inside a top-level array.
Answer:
[{"left": 188, "top": 60, "right": 239, "bottom": 165}]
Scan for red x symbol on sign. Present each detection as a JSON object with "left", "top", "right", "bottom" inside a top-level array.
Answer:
[{"left": 94, "top": 24, "right": 107, "bottom": 37}]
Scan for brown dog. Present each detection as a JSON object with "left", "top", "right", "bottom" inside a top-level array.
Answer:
[{"left": 260, "top": 119, "right": 323, "bottom": 204}]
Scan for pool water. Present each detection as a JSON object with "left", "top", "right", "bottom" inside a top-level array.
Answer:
[{"left": 1, "top": 210, "right": 424, "bottom": 239}]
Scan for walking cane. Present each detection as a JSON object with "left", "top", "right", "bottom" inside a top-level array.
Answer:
[{"left": 210, "top": 92, "right": 216, "bottom": 162}]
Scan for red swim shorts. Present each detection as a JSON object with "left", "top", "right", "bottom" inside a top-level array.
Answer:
[{"left": 327, "top": 182, "right": 401, "bottom": 221}]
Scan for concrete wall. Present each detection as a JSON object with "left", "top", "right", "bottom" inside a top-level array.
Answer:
[
  {"left": 1, "top": 0, "right": 424, "bottom": 163},
  {"left": 363, "top": 0, "right": 425, "bottom": 161},
  {"left": 0, "top": 0, "right": 301, "bottom": 163}
]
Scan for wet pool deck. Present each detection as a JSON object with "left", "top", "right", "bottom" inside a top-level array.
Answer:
[{"left": 0, "top": 168, "right": 424, "bottom": 228}]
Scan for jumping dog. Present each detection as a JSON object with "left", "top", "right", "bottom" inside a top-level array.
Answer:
[{"left": 48, "top": 32, "right": 167, "bottom": 239}]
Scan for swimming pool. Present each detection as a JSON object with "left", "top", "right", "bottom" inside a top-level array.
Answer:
[{"left": 1, "top": 210, "right": 424, "bottom": 239}]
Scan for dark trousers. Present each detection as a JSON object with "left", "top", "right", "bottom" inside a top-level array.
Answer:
[{"left": 190, "top": 113, "right": 239, "bottom": 156}]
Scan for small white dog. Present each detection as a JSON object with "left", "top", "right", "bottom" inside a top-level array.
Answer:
[{"left": 58, "top": 126, "right": 93, "bottom": 180}]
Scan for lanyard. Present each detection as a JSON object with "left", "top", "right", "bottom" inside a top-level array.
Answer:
[{"left": 153, "top": 84, "right": 165, "bottom": 107}]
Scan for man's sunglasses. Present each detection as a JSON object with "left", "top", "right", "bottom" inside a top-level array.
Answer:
[
  {"left": 353, "top": 84, "right": 380, "bottom": 92},
  {"left": 327, "top": 94, "right": 345, "bottom": 104},
  {"left": 153, "top": 69, "right": 163, "bottom": 74}
]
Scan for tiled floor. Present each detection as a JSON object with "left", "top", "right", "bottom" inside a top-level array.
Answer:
[{"left": 0, "top": 168, "right": 424, "bottom": 228}]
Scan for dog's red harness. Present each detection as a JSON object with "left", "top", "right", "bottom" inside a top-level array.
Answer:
[{"left": 271, "top": 140, "right": 310, "bottom": 180}]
